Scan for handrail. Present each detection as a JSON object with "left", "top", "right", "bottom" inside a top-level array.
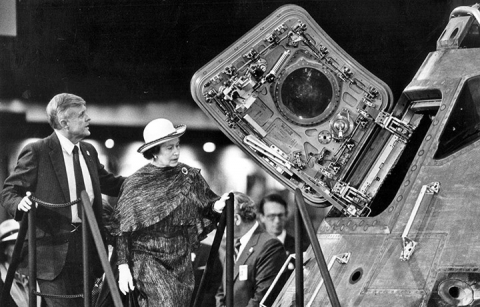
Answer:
[
  {"left": 192, "top": 192, "right": 230, "bottom": 307},
  {"left": 0, "top": 193, "right": 123, "bottom": 307},
  {"left": 28, "top": 200, "right": 37, "bottom": 307},
  {"left": 450, "top": 4, "right": 480, "bottom": 25},
  {"left": 294, "top": 204, "right": 303, "bottom": 306},
  {"left": 225, "top": 192, "right": 235, "bottom": 307},
  {"left": 80, "top": 191, "right": 123, "bottom": 307},
  {"left": 294, "top": 188, "right": 340, "bottom": 307},
  {"left": 192, "top": 192, "right": 235, "bottom": 307}
]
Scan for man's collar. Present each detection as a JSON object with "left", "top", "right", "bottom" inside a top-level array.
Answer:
[
  {"left": 277, "top": 229, "right": 287, "bottom": 244},
  {"left": 239, "top": 221, "right": 259, "bottom": 247},
  {"left": 55, "top": 130, "right": 77, "bottom": 154}
]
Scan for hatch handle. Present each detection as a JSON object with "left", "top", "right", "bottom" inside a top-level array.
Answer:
[{"left": 400, "top": 182, "right": 440, "bottom": 261}]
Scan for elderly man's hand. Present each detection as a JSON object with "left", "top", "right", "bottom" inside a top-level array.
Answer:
[{"left": 17, "top": 192, "right": 36, "bottom": 212}]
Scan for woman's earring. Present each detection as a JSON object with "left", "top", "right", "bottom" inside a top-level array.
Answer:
[{"left": 153, "top": 155, "right": 158, "bottom": 160}]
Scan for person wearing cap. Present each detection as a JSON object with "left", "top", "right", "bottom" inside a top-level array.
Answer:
[
  {"left": 1, "top": 93, "right": 125, "bottom": 307},
  {"left": 111, "top": 118, "right": 229, "bottom": 307},
  {"left": 0, "top": 219, "right": 42, "bottom": 307}
]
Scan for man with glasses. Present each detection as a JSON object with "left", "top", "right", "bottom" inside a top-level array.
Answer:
[
  {"left": 215, "top": 192, "right": 286, "bottom": 307},
  {"left": 258, "top": 193, "right": 295, "bottom": 256}
]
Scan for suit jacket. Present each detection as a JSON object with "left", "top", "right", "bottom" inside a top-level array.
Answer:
[
  {"left": 1, "top": 132, "right": 124, "bottom": 280},
  {"left": 215, "top": 226, "right": 286, "bottom": 307}
]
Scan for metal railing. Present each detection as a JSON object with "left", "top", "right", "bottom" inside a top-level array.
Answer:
[
  {"left": 0, "top": 191, "right": 122, "bottom": 307},
  {"left": 192, "top": 189, "right": 340, "bottom": 307}
]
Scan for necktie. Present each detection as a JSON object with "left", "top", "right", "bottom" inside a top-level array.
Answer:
[
  {"left": 72, "top": 145, "right": 86, "bottom": 217},
  {"left": 234, "top": 238, "right": 242, "bottom": 262}
]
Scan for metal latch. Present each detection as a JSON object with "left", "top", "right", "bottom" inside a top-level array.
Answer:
[
  {"left": 400, "top": 182, "right": 440, "bottom": 261},
  {"left": 375, "top": 111, "right": 414, "bottom": 142}
]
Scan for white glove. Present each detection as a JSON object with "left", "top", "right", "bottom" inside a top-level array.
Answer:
[
  {"left": 213, "top": 193, "right": 231, "bottom": 213},
  {"left": 118, "top": 264, "right": 134, "bottom": 295}
]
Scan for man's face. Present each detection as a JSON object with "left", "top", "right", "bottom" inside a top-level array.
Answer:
[
  {"left": 259, "top": 201, "right": 287, "bottom": 237},
  {"left": 64, "top": 105, "right": 90, "bottom": 143}
]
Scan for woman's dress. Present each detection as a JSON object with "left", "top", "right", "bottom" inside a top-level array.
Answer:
[{"left": 112, "top": 163, "right": 220, "bottom": 307}]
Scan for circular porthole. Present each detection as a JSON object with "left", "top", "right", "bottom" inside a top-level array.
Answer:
[
  {"left": 274, "top": 56, "right": 340, "bottom": 127},
  {"left": 349, "top": 268, "right": 363, "bottom": 284},
  {"left": 437, "top": 278, "right": 473, "bottom": 306}
]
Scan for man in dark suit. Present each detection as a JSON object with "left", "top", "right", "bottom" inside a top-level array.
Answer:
[
  {"left": 215, "top": 192, "right": 286, "bottom": 307},
  {"left": 258, "top": 193, "right": 295, "bottom": 256},
  {"left": 1, "top": 93, "right": 124, "bottom": 307}
]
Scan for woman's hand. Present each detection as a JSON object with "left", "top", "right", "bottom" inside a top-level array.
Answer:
[
  {"left": 118, "top": 263, "right": 135, "bottom": 295},
  {"left": 213, "top": 192, "right": 231, "bottom": 213}
]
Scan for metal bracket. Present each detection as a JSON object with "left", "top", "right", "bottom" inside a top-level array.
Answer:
[
  {"left": 400, "top": 182, "right": 440, "bottom": 261},
  {"left": 332, "top": 181, "right": 370, "bottom": 212},
  {"left": 307, "top": 253, "right": 351, "bottom": 307},
  {"left": 375, "top": 111, "right": 414, "bottom": 142},
  {"left": 243, "top": 135, "right": 292, "bottom": 169}
]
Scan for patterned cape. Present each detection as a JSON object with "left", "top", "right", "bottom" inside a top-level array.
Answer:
[{"left": 111, "top": 162, "right": 219, "bottom": 246}]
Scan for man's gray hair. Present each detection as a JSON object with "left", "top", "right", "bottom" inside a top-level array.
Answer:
[{"left": 46, "top": 93, "right": 86, "bottom": 130}]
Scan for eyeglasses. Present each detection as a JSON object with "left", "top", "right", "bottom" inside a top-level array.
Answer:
[{"left": 265, "top": 213, "right": 286, "bottom": 221}]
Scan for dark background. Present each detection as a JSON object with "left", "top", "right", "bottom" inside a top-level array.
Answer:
[{"left": 0, "top": 0, "right": 474, "bottom": 109}]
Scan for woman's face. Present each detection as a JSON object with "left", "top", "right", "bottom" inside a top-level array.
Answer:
[{"left": 156, "top": 138, "right": 180, "bottom": 167}]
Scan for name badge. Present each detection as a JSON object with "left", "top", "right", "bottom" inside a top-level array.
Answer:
[{"left": 239, "top": 265, "right": 248, "bottom": 281}]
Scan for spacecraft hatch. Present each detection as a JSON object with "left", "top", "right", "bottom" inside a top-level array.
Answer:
[{"left": 191, "top": 5, "right": 420, "bottom": 217}]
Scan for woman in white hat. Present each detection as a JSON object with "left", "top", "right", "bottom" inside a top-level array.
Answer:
[{"left": 112, "top": 118, "right": 229, "bottom": 307}]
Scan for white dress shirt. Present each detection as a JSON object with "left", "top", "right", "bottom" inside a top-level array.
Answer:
[
  {"left": 55, "top": 131, "right": 94, "bottom": 223},
  {"left": 237, "top": 221, "right": 259, "bottom": 259},
  {"left": 276, "top": 229, "right": 287, "bottom": 244}
]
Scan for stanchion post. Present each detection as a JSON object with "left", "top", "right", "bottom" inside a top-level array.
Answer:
[
  {"left": 28, "top": 203, "right": 37, "bottom": 307},
  {"left": 294, "top": 189, "right": 340, "bottom": 307},
  {"left": 294, "top": 204, "right": 304, "bottom": 306},
  {"left": 82, "top": 199, "right": 91, "bottom": 307},
  {"left": 225, "top": 192, "right": 235, "bottom": 307}
]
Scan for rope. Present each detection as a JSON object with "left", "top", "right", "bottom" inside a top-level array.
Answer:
[
  {"left": 33, "top": 290, "right": 83, "bottom": 299},
  {"left": 30, "top": 196, "right": 81, "bottom": 208}
]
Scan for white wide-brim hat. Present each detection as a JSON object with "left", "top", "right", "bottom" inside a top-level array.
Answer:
[
  {"left": 137, "top": 118, "right": 186, "bottom": 153},
  {"left": 0, "top": 219, "right": 19, "bottom": 243}
]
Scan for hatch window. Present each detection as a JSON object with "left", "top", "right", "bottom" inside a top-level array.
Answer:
[{"left": 435, "top": 76, "right": 480, "bottom": 159}]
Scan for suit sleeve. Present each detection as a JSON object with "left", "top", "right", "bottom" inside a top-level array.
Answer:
[
  {"left": 88, "top": 144, "right": 125, "bottom": 196},
  {"left": 1, "top": 143, "right": 39, "bottom": 220},
  {"left": 248, "top": 239, "right": 287, "bottom": 307}
]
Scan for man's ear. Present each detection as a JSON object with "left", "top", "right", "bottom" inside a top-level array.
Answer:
[
  {"left": 59, "top": 118, "right": 68, "bottom": 130},
  {"left": 258, "top": 214, "right": 266, "bottom": 224},
  {"left": 235, "top": 214, "right": 242, "bottom": 226}
]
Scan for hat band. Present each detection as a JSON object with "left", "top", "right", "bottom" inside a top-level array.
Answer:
[
  {"left": 142, "top": 127, "right": 184, "bottom": 148},
  {"left": 0, "top": 229, "right": 18, "bottom": 241}
]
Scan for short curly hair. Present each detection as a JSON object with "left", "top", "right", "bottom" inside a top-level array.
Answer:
[{"left": 233, "top": 191, "right": 256, "bottom": 223}]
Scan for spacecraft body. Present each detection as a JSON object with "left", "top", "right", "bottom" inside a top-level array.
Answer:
[{"left": 191, "top": 4, "right": 480, "bottom": 307}]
